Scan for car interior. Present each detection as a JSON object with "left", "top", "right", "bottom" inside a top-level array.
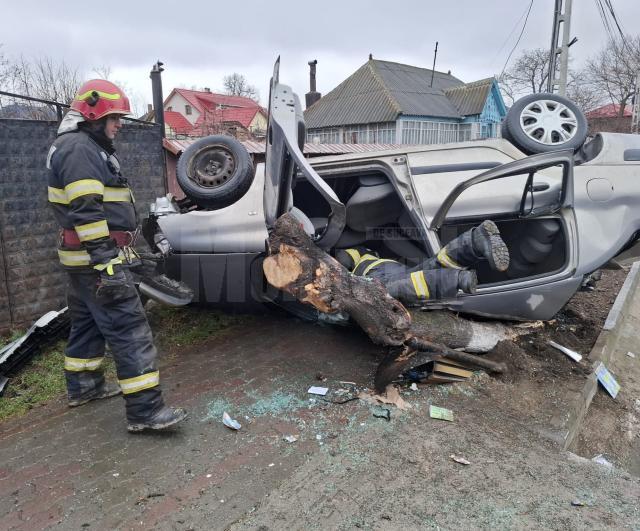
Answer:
[{"left": 293, "top": 167, "right": 569, "bottom": 287}]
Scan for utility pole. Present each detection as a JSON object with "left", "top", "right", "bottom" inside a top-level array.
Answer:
[
  {"left": 547, "top": 0, "right": 574, "bottom": 95},
  {"left": 430, "top": 42, "right": 439, "bottom": 87},
  {"left": 632, "top": 72, "right": 640, "bottom": 134}
]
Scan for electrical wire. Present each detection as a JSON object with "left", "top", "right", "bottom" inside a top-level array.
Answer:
[
  {"left": 490, "top": 2, "right": 532, "bottom": 68},
  {"left": 603, "top": 0, "right": 627, "bottom": 41},
  {"left": 500, "top": 0, "right": 535, "bottom": 79},
  {"left": 594, "top": 0, "right": 630, "bottom": 50}
]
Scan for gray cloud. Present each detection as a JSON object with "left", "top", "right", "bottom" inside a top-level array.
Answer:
[{"left": 3, "top": 0, "right": 639, "bottom": 107}]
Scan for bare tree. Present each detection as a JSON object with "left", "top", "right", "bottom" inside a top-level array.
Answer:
[
  {"left": 222, "top": 73, "right": 259, "bottom": 102},
  {"left": 499, "top": 48, "right": 550, "bottom": 105},
  {"left": 499, "top": 47, "right": 606, "bottom": 113},
  {"left": 0, "top": 44, "right": 9, "bottom": 90},
  {"left": 92, "top": 64, "right": 112, "bottom": 80},
  {"left": 585, "top": 35, "right": 640, "bottom": 118},
  {"left": 0, "top": 54, "right": 83, "bottom": 118},
  {"left": 566, "top": 69, "right": 603, "bottom": 114}
]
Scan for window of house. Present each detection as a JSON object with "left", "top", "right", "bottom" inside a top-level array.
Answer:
[{"left": 185, "top": 105, "right": 192, "bottom": 115}]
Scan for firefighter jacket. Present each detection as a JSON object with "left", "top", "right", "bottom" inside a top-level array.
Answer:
[{"left": 47, "top": 130, "right": 137, "bottom": 269}]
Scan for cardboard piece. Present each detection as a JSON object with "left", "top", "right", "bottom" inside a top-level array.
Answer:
[
  {"left": 429, "top": 405, "right": 454, "bottom": 421},
  {"left": 594, "top": 362, "right": 620, "bottom": 399},
  {"left": 359, "top": 385, "right": 410, "bottom": 410}
]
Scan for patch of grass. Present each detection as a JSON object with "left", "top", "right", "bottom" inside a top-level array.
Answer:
[
  {"left": 0, "top": 341, "right": 117, "bottom": 423},
  {"left": 0, "top": 329, "right": 24, "bottom": 350},
  {"left": 148, "top": 304, "right": 249, "bottom": 349},
  {"left": 0, "top": 303, "right": 237, "bottom": 422}
]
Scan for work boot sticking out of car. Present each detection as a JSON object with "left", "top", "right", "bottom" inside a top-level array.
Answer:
[{"left": 472, "top": 220, "right": 510, "bottom": 272}]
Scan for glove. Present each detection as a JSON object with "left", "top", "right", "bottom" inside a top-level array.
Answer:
[
  {"left": 94, "top": 258, "right": 134, "bottom": 302},
  {"left": 128, "top": 255, "right": 160, "bottom": 280}
]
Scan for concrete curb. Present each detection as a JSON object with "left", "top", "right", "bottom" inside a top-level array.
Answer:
[{"left": 562, "top": 261, "right": 640, "bottom": 450}]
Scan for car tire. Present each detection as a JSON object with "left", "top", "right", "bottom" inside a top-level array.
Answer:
[
  {"left": 176, "top": 135, "right": 254, "bottom": 209},
  {"left": 500, "top": 119, "right": 514, "bottom": 144},
  {"left": 504, "top": 93, "right": 588, "bottom": 155}
]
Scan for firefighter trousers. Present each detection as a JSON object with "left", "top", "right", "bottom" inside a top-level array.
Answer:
[{"left": 64, "top": 271, "right": 164, "bottom": 422}]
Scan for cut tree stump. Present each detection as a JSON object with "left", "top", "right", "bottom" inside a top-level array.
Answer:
[{"left": 263, "top": 213, "right": 510, "bottom": 391}]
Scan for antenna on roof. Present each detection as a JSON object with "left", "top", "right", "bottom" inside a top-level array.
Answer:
[
  {"left": 369, "top": 53, "right": 373, "bottom": 60},
  {"left": 430, "top": 42, "right": 439, "bottom": 87}
]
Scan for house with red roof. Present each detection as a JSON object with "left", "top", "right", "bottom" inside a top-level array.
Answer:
[
  {"left": 163, "top": 87, "right": 268, "bottom": 139},
  {"left": 586, "top": 103, "right": 632, "bottom": 134}
]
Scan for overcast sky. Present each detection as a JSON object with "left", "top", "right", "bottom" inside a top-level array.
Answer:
[{"left": 2, "top": 0, "right": 639, "bottom": 111}]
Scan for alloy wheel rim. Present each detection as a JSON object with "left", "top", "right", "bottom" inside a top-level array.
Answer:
[{"left": 519, "top": 100, "right": 578, "bottom": 146}]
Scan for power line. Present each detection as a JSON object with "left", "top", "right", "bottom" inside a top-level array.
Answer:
[
  {"left": 603, "top": 0, "right": 627, "bottom": 40},
  {"left": 490, "top": 2, "right": 532, "bottom": 67},
  {"left": 500, "top": 0, "right": 535, "bottom": 78},
  {"left": 594, "top": 0, "right": 630, "bottom": 49}
]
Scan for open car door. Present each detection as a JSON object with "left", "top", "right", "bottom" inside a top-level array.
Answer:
[
  {"left": 410, "top": 150, "right": 581, "bottom": 320},
  {"left": 264, "top": 58, "right": 345, "bottom": 249}
]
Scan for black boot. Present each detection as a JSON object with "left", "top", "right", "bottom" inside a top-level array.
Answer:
[
  {"left": 68, "top": 382, "right": 122, "bottom": 407},
  {"left": 127, "top": 406, "right": 188, "bottom": 433},
  {"left": 429, "top": 220, "right": 509, "bottom": 272},
  {"left": 471, "top": 220, "right": 510, "bottom": 272}
]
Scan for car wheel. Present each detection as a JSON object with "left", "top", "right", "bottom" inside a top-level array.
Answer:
[
  {"left": 500, "top": 119, "right": 514, "bottom": 144},
  {"left": 504, "top": 93, "right": 588, "bottom": 155},
  {"left": 176, "top": 135, "right": 254, "bottom": 209}
]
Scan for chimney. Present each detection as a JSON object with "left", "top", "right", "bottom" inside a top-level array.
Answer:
[
  {"left": 305, "top": 59, "right": 321, "bottom": 109},
  {"left": 150, "top": 60, "right": 165, "bottom": 137},
  {"left": 147, "top": 103, "right": 153, "bottom": 113},
  {"left": 204, "top": 87, "right": 211, "bottom": 93}
]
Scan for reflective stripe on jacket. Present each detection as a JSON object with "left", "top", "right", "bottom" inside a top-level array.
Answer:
[{"left": 46, "top": 131, "right": 137, "bottom": 268}]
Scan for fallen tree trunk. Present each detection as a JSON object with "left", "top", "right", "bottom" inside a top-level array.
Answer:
[
  {"left": 263, "top": 213, "right": 512, "bottom": 391},
  {"left": 409, "top": 310, "right": 518, "bottom": 353},
  {"left": 264, "top": 213, "right": 411, "bottom": 346}
]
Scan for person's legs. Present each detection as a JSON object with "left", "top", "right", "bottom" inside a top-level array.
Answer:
[
  {"left": 334, "top": 249, "right": 476, "bottom": 305},
  {"left": 69, "top": 271, "right": 185, "bottom": 430},
  {"left": 410, "top": 220, "right": 510, "bottom": 273},
  {"left": 65, "top": 274, "right": 121, "bottom": 406}
]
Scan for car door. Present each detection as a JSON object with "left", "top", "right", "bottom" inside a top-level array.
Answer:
[
  {"left": 409, "top": 150, "right": 582, "bottom": 320},
  {"left": 263, "top": 58, "right": 345, "bottom": 249}
]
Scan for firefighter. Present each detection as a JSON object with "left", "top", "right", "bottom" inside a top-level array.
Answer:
[
  {"left": 46, "top": 79, "right": 186, "bottom": 432},
  {"left": 335, "top": 220, "right": 510, "bottom": 305}
]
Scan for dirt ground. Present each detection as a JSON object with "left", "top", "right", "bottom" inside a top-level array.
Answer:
[{"left": 1, "top": 267, "right": 637, "bottom": 530}]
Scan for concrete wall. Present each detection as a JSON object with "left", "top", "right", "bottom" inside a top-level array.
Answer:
[{"left": 0, "top": 119, "right": 165, "bottom": 333}]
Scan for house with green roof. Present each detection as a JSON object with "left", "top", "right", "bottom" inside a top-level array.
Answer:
[{"left": 304, "top": 58, "right": 506, "bottom": 145}]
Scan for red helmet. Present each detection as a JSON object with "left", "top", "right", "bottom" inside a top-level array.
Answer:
[{"left": 71, "top": 79, "right": 131, "bottom": 120}]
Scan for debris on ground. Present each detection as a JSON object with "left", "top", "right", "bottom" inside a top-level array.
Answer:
[
  {"left": 429, "top": 405, "right": 454, "bottom": 422},
  {"left": 0, "top": 308, "right": 70, "bottom": 395},
  {"left": 307, "top": 386, "right": 328, "bottom": 396},
  {"left": 592, "top": 454, "right": 614, "bottom": 468},
  {"left": 359, "top": 385, "right": 410, "bottom": 410},
  {"left": 571, "top": 500, "right": 588, "bottom": 507},
  {"left": 283, "top": 435, "right": 298, "bottom": 443},
  {"left": 594, "top": 362, "right": 620, "bottom": 398},
  {"left": 403, "top": 359, "right": 474, "bottom": 385},
  {"left": 222, "top": 411, "right": 241, "bottom": 430},
  {"left": 548, "top": 340, "right": 583, "bottom": 362},
  {"left": 450, "top": 454, "right": 471, "bottom": 465},
  {"left": 626, "top": 351, "right": 636, "bottom": 358},
  {"left": 410, "top": 383, "right": 418, "bottom": 391},
  {"left": 371, "top": 406, "right": 391, "bottom": 421}
]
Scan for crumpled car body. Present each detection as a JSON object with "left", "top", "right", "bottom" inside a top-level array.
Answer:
[{"left": 146, "top": 60, "right": 640, "bottom": 321}]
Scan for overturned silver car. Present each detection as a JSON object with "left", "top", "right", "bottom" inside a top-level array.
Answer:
[{"left": 143, "top": 60, "right": 640, "bottom": 321}]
